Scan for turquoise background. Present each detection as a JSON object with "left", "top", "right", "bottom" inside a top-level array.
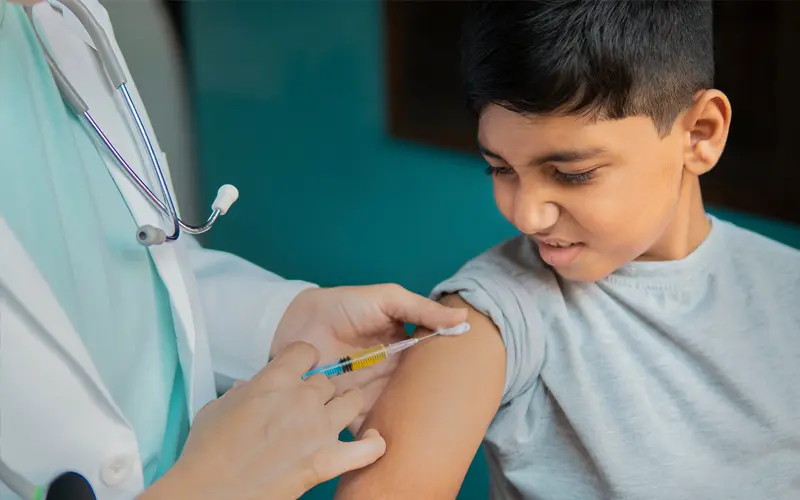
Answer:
[{"left": 181, "top": 1, "right": 800, "bottom": 497}]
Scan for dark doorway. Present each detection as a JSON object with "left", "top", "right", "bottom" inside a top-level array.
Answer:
[{"left": 384, "top": 1, "right": 800, "bottom": 224}]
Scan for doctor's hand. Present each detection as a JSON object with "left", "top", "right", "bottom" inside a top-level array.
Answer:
[
  {"left": 271, "top": 284, "right": 468, "bottom": 433},
  {"left": 142, "top": 342, "right": 385, "bottom": 500}
]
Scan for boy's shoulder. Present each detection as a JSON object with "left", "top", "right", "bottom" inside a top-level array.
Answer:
[
  {"left": 718, "top": 218, "right": 800, "bottom": 277},
  {"left": 722, "top": 218, "right": 799, "bottom": 252},
  {"left": 431, "top": 237, "right": 555, "bottom": 405},
  {"left": 448, "top": 217, "right": 800, "bottom": 289},
  {"left": 433, "top": 234, "right": 562, "bottom": 312},
  {"left": 458, "top": 234, "right": 551, "bottom": 280}
]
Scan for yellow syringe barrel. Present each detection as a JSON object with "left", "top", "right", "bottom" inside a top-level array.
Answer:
[
  {"left": 302, "top": 334, "right": 432, "bottom": 379},
  {"left": 303, "top": 344, "right": 388, "bottom": 378},
  {"left": 348, "top": 345, "right": 388, "bottom": 371}
]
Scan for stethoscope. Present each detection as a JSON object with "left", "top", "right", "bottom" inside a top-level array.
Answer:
[
  {"left": 26, "top": 0, "right": 239, "bottom": 247},
  {"left": 0, "top": 461, "right": 95, "bottom": 500},
  {"left": 0, "top": 0, "right": 237, "bottom": 498}
]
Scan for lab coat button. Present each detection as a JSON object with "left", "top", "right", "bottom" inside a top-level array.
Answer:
[{"left": 101, "top": 455, "right": 133, "bottom": 487}]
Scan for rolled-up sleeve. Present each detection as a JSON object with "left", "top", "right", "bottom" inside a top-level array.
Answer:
[{"left": 430, "top": 237, "right": 552, "bottom": 405}]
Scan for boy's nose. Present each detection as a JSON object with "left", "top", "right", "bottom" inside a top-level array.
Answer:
[{"left": 513, "top": 189, "right": 559, "bottom": 235}]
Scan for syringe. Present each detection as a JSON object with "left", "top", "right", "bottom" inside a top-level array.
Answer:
[{"left": 303, "top": 322, "right": 470, "bottom": 379}]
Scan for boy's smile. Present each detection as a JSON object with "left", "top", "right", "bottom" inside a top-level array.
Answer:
[
  {"left": 478, "top": 100, "right": 727, "bottom": 282},
  {"left": 534, "top": 239, "right": 585, "bottom": 268}
]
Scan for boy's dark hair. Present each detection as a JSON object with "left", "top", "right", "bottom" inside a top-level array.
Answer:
[{"left": 461, "top": 0, "right": 714, "bottom": 135}]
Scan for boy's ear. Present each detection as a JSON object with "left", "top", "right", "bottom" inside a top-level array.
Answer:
[{"left": 682, "top": 89, "right": 732, "bottom": 176}]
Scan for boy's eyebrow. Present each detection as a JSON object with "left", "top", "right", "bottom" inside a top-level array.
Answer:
[
  {"left": 478, "top": 141, "right": 606, "bottom": 165},
  {"left": 477, "top": 142, "right": 505, "bottom": 161},
  {"left": 534, "top": 147, "right": 607, "bottom": 165}
]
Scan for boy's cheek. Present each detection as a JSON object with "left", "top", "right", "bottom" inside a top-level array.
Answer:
[{"left": 490, "top": 170, "right": 674, "bottom": 258}]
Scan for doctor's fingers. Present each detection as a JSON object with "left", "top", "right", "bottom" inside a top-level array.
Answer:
[
  {"left": 256, "top": 341, "right": 321, "bottom": 388},
  {"left": 311, "top": 429, "right": 386, "bottom": 485},
  {"left": 324, "top": 388, "right": 364, "bottom": 433},
  {"left": 377, "top": 284, "right": 468, "bottom": 332},
  {"left": 304, "top": 373, "right": 337, "bottom": 404}
]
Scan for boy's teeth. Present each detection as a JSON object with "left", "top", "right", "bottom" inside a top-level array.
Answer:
[{"left": 547, "top": 242, "right": 573, "bottom": 248}]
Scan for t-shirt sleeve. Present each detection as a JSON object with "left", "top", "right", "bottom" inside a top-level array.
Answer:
[{"left": 430, "top": 238, "right": 554, "bottom": 405}]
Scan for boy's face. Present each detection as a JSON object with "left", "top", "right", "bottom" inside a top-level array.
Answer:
[{"left": 478, "top": 104, "right": 693, "bottom": 282}]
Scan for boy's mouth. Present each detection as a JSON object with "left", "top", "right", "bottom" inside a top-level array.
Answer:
[
  {"left": 534, "top": 238, "right": 585, "bottom": 267},
  {"left": 537, "top": 237, "right": 580, "bottom": 248},
  {"left": 543, "top": 241, "right": 577, "bottom": 248}
]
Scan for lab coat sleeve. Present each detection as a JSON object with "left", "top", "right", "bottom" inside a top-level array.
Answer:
[{"left": 184, "top": 237, "right": 317, "bottom": 389}]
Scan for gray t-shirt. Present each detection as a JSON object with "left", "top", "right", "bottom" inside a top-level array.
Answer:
[{"left": 431, "top": 216, "right": 800, "bottom": 499}]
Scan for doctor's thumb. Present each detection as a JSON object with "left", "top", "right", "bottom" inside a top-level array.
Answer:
[
  {"left": 317, "top": 429, "right": 386, "bottom": 482},
  {"left": 410, "top": 298, "right": 469, "bottom": 331},
  {"left": 381, "top": 285, "right": 468, "bottom": 330}
]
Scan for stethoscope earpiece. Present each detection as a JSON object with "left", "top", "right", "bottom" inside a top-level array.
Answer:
[{"left": 137, "top": 224, "right": 167, "bottom": 246}]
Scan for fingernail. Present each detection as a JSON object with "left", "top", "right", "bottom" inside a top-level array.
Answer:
[{"left": 363, "top": 428, "right": 379, "bottom": 438}]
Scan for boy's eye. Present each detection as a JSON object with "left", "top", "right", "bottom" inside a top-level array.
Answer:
[
  {"left": 485, "top": 165, "right": 598, "bottom": 184},
  {"left": 485, "top": 165, "right": 515, "bottom": 177},
  {"left": 552, "top": 168, "right": 596, "bottom": 185}
]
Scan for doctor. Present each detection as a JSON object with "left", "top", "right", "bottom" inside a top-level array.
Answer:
[{"left": 0, "top": 0, "right": 467, "bottom": 499}]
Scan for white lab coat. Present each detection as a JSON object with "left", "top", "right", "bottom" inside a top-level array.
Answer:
[{"left": 0, "top": 1, "right": 316, "bottom": 498}]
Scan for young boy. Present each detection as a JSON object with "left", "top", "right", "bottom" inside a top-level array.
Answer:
[{"left": 335, "top": 1, "right": 800, "bottom": 499}]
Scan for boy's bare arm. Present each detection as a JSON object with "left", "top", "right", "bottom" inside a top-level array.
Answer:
[{"left": 334, "top": 294, "right": 506, "bottom": 499}]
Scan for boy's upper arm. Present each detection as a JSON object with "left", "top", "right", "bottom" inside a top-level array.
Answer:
[{"left": 335, "top": 294, "right": 507, "bottom": 499}]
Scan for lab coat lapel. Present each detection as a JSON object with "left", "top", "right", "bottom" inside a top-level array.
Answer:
[
  {"left": 32, "top": 3, "right": 217, "bottom": 417},
  {"left": 0, "top": 219, "right": 129, "bottom": 425}
]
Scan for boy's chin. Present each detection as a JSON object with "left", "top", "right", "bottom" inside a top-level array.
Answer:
[{"left": 548, "top": 257, "right": 617, "bottom": 283}]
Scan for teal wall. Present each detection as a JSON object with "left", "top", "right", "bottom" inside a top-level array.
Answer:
[
  {"left": 183, "top": 0, "right": 516, "bottom": 295},
  {"left": 183, "top": 1, "right": 509, "bottom": 497},
  {"left": 182, "top": 1, "right": 800, "bottom": 498}
]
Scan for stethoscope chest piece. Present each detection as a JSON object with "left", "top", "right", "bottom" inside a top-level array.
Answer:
[{"left": 45, "top": 472, "right": 97, "bottom": 500}]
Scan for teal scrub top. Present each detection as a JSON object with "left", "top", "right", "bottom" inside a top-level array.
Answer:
[{"left": 0, "top": 3, "right": 187, "bottom": 485}]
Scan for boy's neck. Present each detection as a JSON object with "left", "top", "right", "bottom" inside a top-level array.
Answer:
[{"left": 638, "top": 175, "right": 711, "bottom": 262}]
